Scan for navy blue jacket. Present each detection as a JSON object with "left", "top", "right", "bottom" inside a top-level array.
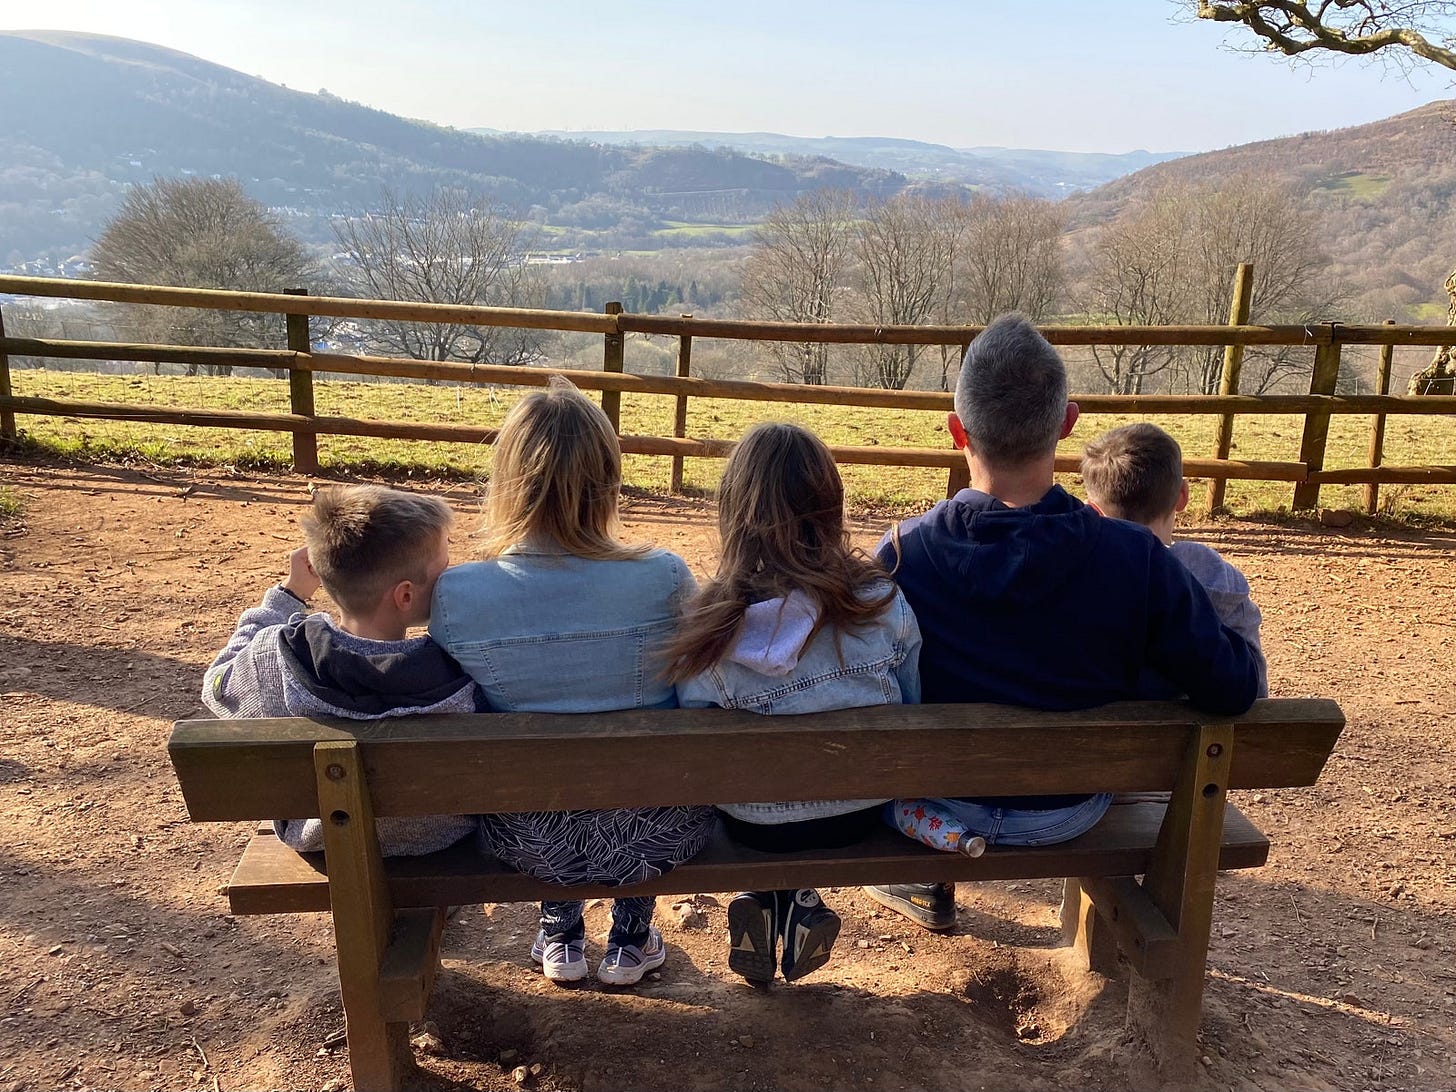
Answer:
[{"left": 879, "top": 486, "right": 1260, "bottom": 806}]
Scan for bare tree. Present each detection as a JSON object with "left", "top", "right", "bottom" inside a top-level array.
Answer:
[
  {"left": 90, "top": 176, "right": 315, "bottom": 374},
  {"left": 332, "top": 188, "right": 547, "bottom": 366},
  {"left": 853, "top": 195, "right": 952, "bottom": 390},
  {"left": 1080, "top": 186, "right": 1189, "bottom": 394},
  {"left": 1183, "top": 173, "right": 1337, "bottom": 393},
  {"left": 739, "top": 190, "right": 857, "bottom": 385},
  {"left": 933, "top": 193, "right": 1066, "bottom": 389},
  {"left": 1194, "top": 2, "right": 1456, "bottom": 70},
  {"left": 949, "top": 193, "right": 1065, "bottom": 323},
  {"left": 1080, "top": 175, "right": 1334, "bottom": 394}
]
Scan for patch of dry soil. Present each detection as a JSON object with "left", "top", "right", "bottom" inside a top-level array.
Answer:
[{"left": 1, "top": 458, "right": 1453, "bottom": 1091}]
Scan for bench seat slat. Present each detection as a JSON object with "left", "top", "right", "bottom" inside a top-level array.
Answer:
[{"left": 226, "top": 801, "right": 1270, "bottom": 915}]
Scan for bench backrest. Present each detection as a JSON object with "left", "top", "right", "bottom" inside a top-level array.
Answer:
[{"left": 168, "top": 698, "right": 1344, "bottom": 822}]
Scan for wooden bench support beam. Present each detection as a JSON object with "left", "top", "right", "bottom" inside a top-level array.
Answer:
[
  {"left": 315, "top": 741, "right": 414, "bottom": 1092},
  {"left": 380, "top": 907, "right": 446, "bottom": 1024},
  {"left": 1077, "top": 875, "right": 1180, "bottom": 979},
  {"left": 1126, "top": 721, "right": 1235, "bottom": 1077},
  {"left": 1060, "top": 877, "right": 1120, "bottom": 976}
]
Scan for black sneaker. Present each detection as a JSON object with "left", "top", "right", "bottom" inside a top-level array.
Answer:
[
  {"left": 864, "top": 883, "right": 957, "bottom": 931},
  {"left": 780, "top": 888, "right": 840, "bottom": 982},
  {"left": 727, "top": 891, "right": 778, "bottom": 985}
]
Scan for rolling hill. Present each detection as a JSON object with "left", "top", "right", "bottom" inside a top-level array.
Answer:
[
  {"left": 0, "top": 30, "right": 908, "bottom": 262},
  {"left": 1064, "top": 100, "right": 1456, "bottom": 319},
  {"left": 471, "top": 127, "right": 1185, "bottom": 196}
]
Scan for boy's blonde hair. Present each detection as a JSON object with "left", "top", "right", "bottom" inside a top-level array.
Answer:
[
  {"left": 477, "top": 377, "right": 648, "bottom": 561},
  {"left": 302, "top": 485, "right": 452, "bottom": 614},
  {"left": 1080, "top": 423, "right": 1185, "bottom": 525}
]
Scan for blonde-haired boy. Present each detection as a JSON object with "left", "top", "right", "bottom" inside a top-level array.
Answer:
[
  {"left": 202, "top": 484, "right": 481, "bottom": 854},
  {"left": 1081, "top": 423, "right": 1268, "bottom": 697}
]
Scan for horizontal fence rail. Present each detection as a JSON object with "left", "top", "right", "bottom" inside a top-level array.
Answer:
[{"left": 2, "top": 275, "right": 1454, "bottom": 510}]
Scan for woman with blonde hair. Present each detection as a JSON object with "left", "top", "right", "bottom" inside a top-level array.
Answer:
[
  {"left": 664, "top": 422, "right": 921, "bottom": 986},
  {"left": 431, "top": 377, "right": 714, "bottom": 987}
]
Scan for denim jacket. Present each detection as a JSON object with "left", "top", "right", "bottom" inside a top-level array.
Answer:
[
  {"left": 430, "top": 546, "right": 696, "bottom": 712},
  {"left": 677, "top": 582, "right": 922, "bottom": 823}
]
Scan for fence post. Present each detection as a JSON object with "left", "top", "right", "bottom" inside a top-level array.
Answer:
[
  {"left": 1206, "top": 263, "right": 1254, "bottom": 514},
  {"left": 0, "top": 305, "right": 14, "bottom": 440},
  {"left": 670, "top": 331, "right": 692, "bottom": 493},
  {"left": 1291, "top": 331, "right": 1342, "bottom": 510},
  {"left": 601, "top": 301, "right": 623, "bottom": 432},
  {"left": 944, "top": 340, "right": 971, "bottom": 498},
  {"left": 1363, "top": 319, "right": 1396, "bottom": 515},
  {"left": 284, "top": 288, "right": 318, "bottom": 475}
]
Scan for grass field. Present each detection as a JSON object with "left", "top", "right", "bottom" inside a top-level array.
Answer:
[
  {"left": 8, "top": 367, "right": 1456, "bottom": 520},
  {"left": 0, "top": 485, "right": 23, "bottom": 524},
  {"left": 654, "top": 222, "right": 759, "bottom": 240},
  {"left": 1315, "top": 171, "right": 1393, "bottom": 200}
]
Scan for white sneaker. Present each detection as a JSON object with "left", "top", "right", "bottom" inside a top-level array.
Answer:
[
  {"left": 530, "top": 929, "right": 588, "bottom": 983},
  {"left": 596, "top": 926, "right": 667, "bottom": 986}
]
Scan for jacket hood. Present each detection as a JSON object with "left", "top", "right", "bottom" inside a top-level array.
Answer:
[
  {"left": 912, "top": 485, "right": 1111, "bottom": 608},
  {"left": 725, "top": 590, "right": 821, "bottom": 677},
  {"left": 278, "top": 615, "right": 480, "bottom": 716}
]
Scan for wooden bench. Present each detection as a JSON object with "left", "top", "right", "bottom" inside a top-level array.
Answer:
[{"left": 168, "top": 698, "right": 1344, "bottom": 1091}]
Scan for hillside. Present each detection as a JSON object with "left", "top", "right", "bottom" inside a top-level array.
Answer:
[
  {"left": 473, "top": 127, "right": 1185, "bottom": 196},
  {"left": 0, "top": 31, "right": 905, "bottom": 262},
  {"left": 1065, "top": 100, "right": 1456, "bottom": 319}
]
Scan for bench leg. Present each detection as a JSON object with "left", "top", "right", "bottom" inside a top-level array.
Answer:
[
  {"left": 1060, "top": 877, "right": 1119, "bottom": 975},
  {"left": 1125, "top": 722, "right": 1234, "bottom": 1077},
  {"left": 315, "top": 741, "right": 414, "bottom": 1092}
]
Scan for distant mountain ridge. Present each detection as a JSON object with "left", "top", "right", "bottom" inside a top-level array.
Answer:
[
  {"left": 471, "top": 127, "right": 1185, "bottom": 195},
  {"left": 0, "top": 30, "right": 908, "bottom": 262}
]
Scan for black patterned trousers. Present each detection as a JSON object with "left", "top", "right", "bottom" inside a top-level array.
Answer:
[{"left": 480, "top": 805, "right": 718, "bottom": 945}]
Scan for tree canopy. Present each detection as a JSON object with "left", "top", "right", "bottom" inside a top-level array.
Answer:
[{"left": 90, "top": 176, "right": 314, "bottom": 371}]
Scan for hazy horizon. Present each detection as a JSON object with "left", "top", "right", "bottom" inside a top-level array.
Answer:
[{"left": 4, "top": 1, "right": 1452, "bottom": 155}]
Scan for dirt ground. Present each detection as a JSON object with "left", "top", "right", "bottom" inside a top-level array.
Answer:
[{"left": 1, "top": 455, "right": 1454, "bottom": 1092}]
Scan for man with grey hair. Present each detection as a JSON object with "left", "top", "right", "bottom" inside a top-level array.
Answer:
[{"left": 866, "top": 314, "right": 1260, "bottom": 931}]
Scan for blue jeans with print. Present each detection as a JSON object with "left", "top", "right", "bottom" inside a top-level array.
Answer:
[{"left": 888, "top": 793, "right": 1114, "bottom": 850}]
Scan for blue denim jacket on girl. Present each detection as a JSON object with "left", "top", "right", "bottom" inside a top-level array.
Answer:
[
  {"left": 677, "top": 582, "right": 922, "bottom": 824},
  {"left": 430, "top": 546, "right": 696, "bottom": 712}
]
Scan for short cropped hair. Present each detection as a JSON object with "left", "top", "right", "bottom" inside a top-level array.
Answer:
[
  {"left": 954, "top": 314, "right": 1068, "bottom": 465},
  {"left": 301, "top": 485, "right": 452, "bottom": 614},
  {"left": 1080, "top": 423, "right": 1185, "bottom": 525}
]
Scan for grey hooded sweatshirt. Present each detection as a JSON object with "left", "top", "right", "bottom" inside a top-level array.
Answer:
[
  {"left": 1170, "top": 540, "right": 1268, "bottom": 698},
  {"left": 201, "top": 584, "right": 481, "bottom": 854}
]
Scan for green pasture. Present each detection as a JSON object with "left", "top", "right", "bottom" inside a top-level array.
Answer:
[
  {"left": 0, "top": 485, "right": 23, "bottom": 524},
  {"left": 1315, "top": 171, "right": 1392, "bottom": 200},
  {"left": 1409, "top": 301, "right": 1451, "bottom": 322},
  {"left": 8, "top": 368, "right": 1456, "bottom": 520},
  {"left": 654, "top": 222, "right": 760, "bottom": 239}
]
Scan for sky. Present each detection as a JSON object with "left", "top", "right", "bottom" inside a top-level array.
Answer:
[{"left": 4, "top": 0, "right": 1452, "bottom": 153}]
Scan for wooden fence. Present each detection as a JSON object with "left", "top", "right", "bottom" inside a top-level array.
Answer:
[{"left": 2, "top": 273, "right": 1455, "bottom": 513}]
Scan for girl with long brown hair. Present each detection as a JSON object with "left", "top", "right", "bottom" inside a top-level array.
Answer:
[{"left": 665, "top": 422, "right": 921, "bottom": 986}]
